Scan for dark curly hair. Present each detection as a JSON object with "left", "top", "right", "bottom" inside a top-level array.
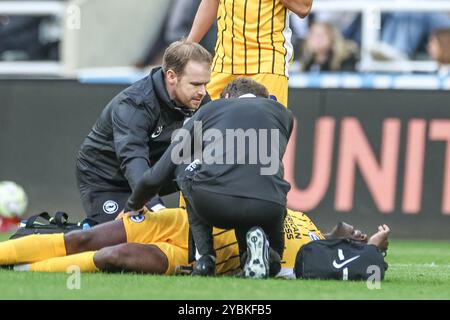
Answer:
[{"left": 220, "top": 77, "right": 269, "bottom": 99}]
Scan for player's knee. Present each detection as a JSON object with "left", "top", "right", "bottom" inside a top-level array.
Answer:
[
  {"left": 64, "top": 229, "right": 94, "bottom": 253},
  {"left": 94, "top": 244, "right": 169, "bottom": 275},
  {"left": 147, "top": 246, "right": 169, "bottom": 274},
  {"left": 94, "top": 246, "right": 125, "bottom": 272}
]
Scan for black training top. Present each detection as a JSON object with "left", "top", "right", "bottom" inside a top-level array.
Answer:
[
  {"left": 76, "top": 67, "right": 210, "bottom": 193},
  {"left": 127, "top": 96, "right": 294, "bottom": 210}
]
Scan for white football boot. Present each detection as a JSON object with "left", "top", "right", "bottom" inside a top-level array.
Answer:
[{"left": 243, "top": 227, "right": 270, "bottom": 279}]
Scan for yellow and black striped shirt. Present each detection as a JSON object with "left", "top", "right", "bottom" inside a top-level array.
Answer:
[{"left": 213, "top": 0, "right": 293, "bottom": 77}]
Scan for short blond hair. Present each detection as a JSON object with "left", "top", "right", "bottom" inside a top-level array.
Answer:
[{"left": 162, "top": 41, "right": 212, "bottom": 76}]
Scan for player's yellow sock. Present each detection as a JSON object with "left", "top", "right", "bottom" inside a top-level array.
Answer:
[
  {"left": 28, "top": 251, "right": 99, "bottom": 273},
  {"left": 0, "top": 234, "right": 66, "bottom": 265}
]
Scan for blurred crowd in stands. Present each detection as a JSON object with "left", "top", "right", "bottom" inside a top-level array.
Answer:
[
  {"left": 1, "top": 0, "right": 450, "bottom": 74},
  {"left": 296, "top": 0, "right": 450, "bottom": 73}
]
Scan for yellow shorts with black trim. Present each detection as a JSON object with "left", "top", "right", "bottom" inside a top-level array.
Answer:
[
  {"left": 207, "top": 71, "right": 289, "bottom": 107},
  {"left": 122, "top": 207, "right": 190, "bottom": 275},
  {"left": 212, "top": 229, "right": 240, "bottom": 276}
]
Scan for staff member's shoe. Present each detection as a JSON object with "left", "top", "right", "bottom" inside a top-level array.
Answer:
[
  {"left": 191, "top": 254, "right": 216, "bottom": 276},
  {"left": 243, "top": 227, "right": 270, "bottom": 279}
]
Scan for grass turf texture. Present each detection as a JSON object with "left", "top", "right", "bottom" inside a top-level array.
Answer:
[{"left": 0, "top": 232, "right": 449, "bottom": 300}]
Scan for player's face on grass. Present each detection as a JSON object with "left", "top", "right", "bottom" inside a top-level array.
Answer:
[{"left": 171, "top": 61, "right": 211, "bottom": 109}]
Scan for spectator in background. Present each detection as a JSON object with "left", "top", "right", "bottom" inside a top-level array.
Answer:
[
  {"left": 344, "top": 10, "right": 450, "bottom": 61},
  {"left": 427, "top": 28, "right": 450, "bottom": 76},
  {"left": 300, "top": 22, "right": 358, "bottom": 72},
  {"left": 312, "top": 1, "right": 357, "bottom": 33},
  {"left": 379, "top": 12, "right": 450, "bottom": 60},
  {"left": 136, "top": 0, "right": 217, "bottom": 68}
]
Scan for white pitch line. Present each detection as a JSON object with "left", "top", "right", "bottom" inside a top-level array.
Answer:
[{"left": 389, "top": 263, "right": 450, "bottom": 269}]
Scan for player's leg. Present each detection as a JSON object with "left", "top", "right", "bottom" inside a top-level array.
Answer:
[
  {"left": 13, "top": 209, "right": 191, "bottom": 273},
  {"left": 67, "top": 207, "right": 189, "bottom": 255},
  {"left": 208, "top": 72, "right": 289, "bottom": 106},
  {"left": 64, "top": 219, "right": 127, "bottom": 254},
  {"left": 16, "top": 244, "right": 169, "bottom": 274},
  {"left": 92, "top": 210, "right": 192, "bottom": 274},
  {"left": 251, "top": 73, "right": 289, "bottom": 107},
  {"left": 93, "top": 242, "right": 189, "bottom": 275},
  {"left": 20, "top": 245, "right": 168, "bottom": 274},
  {"left": 0, "top": 233, "right": 66, "bottom": 265},
  {"left": 15, "top": 251, "right": 99, "bottom": 273},
  {"left": 206, "top": 71, "right": 237, "bottom": 100},
  {"left": 0, "top": 219, "right": 127, "bottom": 266},
  {"left": 93, "top": 243, "right": 168, "bottom": 274}
]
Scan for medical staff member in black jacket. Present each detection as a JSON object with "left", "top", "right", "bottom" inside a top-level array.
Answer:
[{"left": 76, "top": 41, "right": 212, "bottom": 224}]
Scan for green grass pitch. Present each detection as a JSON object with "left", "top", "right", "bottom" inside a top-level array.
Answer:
[{"left": 0, "top": 232, "right": 449, "bottom": 300}]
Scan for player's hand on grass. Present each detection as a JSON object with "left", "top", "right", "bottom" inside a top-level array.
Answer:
[{"left": 368, "top": 224, "right": 391, "bottom": 253}]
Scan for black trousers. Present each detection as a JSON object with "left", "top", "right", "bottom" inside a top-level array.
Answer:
[
  {"left": 183, "top": 184, "right": 286, "bottom": 260},
  {"left": 76, "top": 170, "right": 164, "bottom": 224},
  {"left": 77, "top": 180, "right": 130, "bottom": 224}
]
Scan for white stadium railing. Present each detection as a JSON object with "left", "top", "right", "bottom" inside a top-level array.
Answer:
[
  {"left": 0, "top": 1, "right": 65, "bottom": 16},
  {"left": 0, "top": 0, "right": 450, "bottom": 77}
]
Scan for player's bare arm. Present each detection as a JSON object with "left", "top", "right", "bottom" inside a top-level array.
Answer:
[
  {"left": 187, "top": 0, "right": 220, "bottom": 43},
  {"left": 281, "top": 0, "right": 313, "bottom": 18}
]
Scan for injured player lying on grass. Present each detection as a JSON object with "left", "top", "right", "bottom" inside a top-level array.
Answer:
[{"left": 0, "top": 205, "right": 390, "bottom": 279}]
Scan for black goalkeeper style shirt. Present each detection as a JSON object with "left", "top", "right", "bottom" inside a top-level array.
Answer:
[
  {"left": 76, "top": 67, "right": 210, "bottom": 193},
  {"left": 126, "top": 96, "right": 294, "bottom": 211}
]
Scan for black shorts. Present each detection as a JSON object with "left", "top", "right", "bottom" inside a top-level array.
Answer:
[
  {"left": 77, "top": 177, "right": 166, "bottom": 224},
  {"left": 78, "top": 183, "right": 130, "bottom": 224}
]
